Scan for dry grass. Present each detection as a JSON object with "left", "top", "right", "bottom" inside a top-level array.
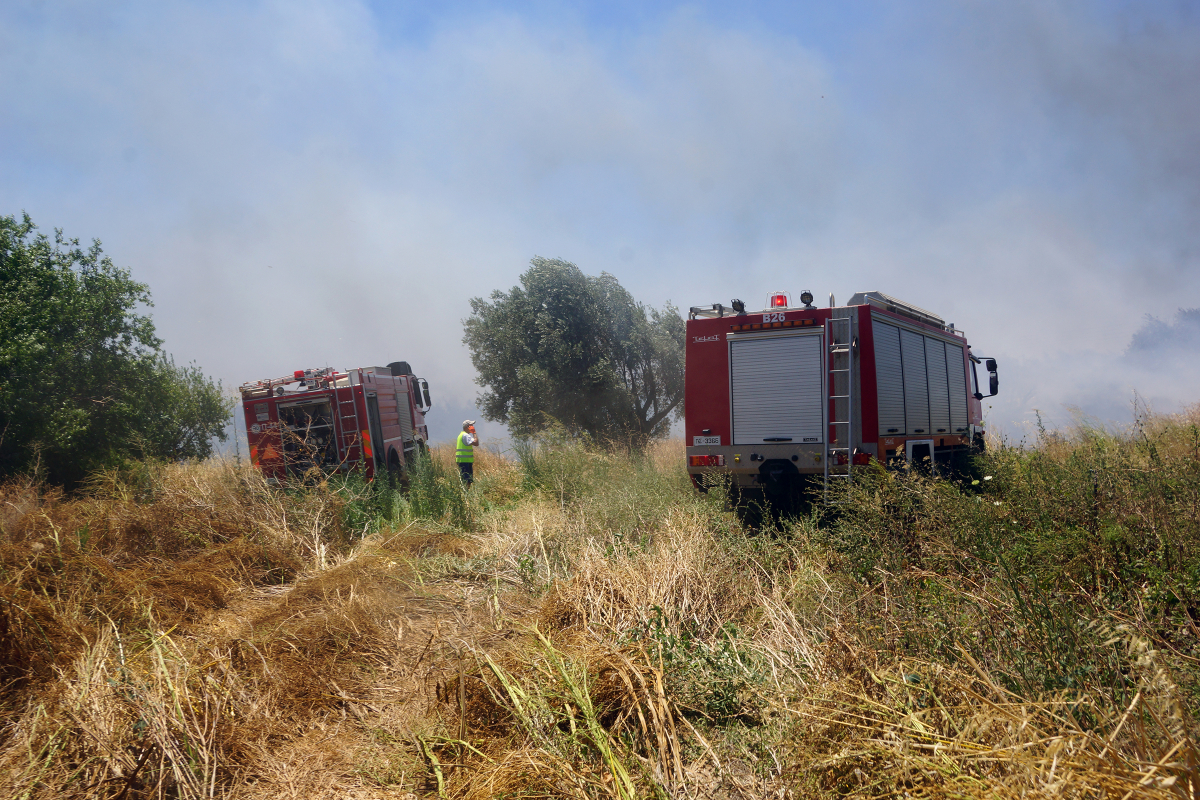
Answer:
[
  {"left": 2, "top": 415, "right": 1198, "bottom": 798},
  {"left": 0, "top": 459, "right": 479, "bottom": 798}
]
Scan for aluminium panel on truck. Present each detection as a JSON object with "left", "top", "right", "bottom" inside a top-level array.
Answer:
[
  {"left": 395, "top": 385, "right": 414, "bottom": 443},
  {"left": 926, "top": 337, "right": 951, "bottom": 434},
  {"left": 947, "top": 341, "right": 969, "bottom": 433},
  {"left": 873, "top": 314, "right": 972, "bottom": 440},
  {"left": 730, "top": 333, "right": 824, "bottom": 445},
  {"left": 873, "top": 321, "right": 906, "bottom": 436},
  {"left": 899, "top": 328, "right": 931, "bottom": 435}
]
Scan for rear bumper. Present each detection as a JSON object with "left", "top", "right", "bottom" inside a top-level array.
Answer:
[{"left": 687, "top": 442, "right": 826, "bottom": 489}]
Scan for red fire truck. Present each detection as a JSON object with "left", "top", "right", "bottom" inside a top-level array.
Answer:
[
  {"left": 685, "top": 291, "right": 998, "bottom": 505},
  {"left": 239, "top": 361, "right": 432, "bottom": 483}
]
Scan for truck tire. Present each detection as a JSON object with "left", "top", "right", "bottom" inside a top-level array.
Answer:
[{"left": 387, "top": 449, "right": 404, "bottom": 489}]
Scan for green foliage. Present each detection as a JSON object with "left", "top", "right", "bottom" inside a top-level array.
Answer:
[
  {"left": 403, "top": 448, "right": 474, "bottom": 530},
  {"left": 333, "top": 473, "right": 400, "bottom": 538},
  {"left": 513, "top": 431, "right": 604, "bottom": 507},
  {"left": 635, "top": 608, "right": 767, "bottom": 725},
  {"left": 463, "top": 257, "right": 685, "bottom": 444},
  {"left": 334, "top": 453, "right": 479, "bottom": 536},
  {"left": 819, "top": 413, "right": 1200, "bottom": 702},
  {"left": 0, "top": 213, "right": 232, "bottom": 486},
  {"left": 514, "top": 435, "right": 729, "bottom": 547}
]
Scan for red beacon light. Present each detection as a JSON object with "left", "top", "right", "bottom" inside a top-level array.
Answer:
[
  {"left": 293, "top": 370, "right": 305, "bottom": 380},
  {"left": 767, "top": 291, "right": 791, "bottom": 309}
]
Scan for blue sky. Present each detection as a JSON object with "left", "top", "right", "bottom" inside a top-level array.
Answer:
[{"left": 3, "top": 0, "right": 1198, "bottom": 445}]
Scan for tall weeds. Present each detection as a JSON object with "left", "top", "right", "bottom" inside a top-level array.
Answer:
[
  {"left": 821, "top": 408, "right": 1200, "bottom": 706},
  {"left": 2, "top": 409, "right": 1198, "bottom": 798}
]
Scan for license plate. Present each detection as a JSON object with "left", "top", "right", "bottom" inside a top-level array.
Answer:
[{"left": 692, "top": 435, "right": 721, "bottom": 446}]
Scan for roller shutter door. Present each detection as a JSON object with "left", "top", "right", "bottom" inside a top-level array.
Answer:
[
  {"left": 395, "top": 392, "right": 414, "bottom": 442},
  {"left": 900, "top": 329, "right": 930, "bottom": 435},
  {"left": 926, "top": 339, "right": 951, "bottom": 434},
  {"left": 874, "top": 322, "right": 906, "bottom": 435},
  {"left": 730, "top": 334, "right": 824, "bottom": 445},
  {"left": 947, "top": 342, "right": 969, "bottom": 433}
]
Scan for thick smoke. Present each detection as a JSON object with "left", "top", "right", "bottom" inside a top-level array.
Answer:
[
  {"left": 2, "top": 1, "right": 1198, "bottom": 442},
  {"left": 1127, "top": 310, "right": 1200, "bottom": 362}
]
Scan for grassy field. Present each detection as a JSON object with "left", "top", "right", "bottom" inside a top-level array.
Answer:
[{"left": 1, "top": 409, "right": 1198, "bottom": 798}]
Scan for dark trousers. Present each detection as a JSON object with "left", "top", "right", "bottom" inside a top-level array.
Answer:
[{"left": 458, "top": 461, "right": 474, "bottom": 486}]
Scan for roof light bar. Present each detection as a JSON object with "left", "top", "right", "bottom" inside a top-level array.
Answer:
[{"left": 729, "top": 319, "right": 817, "bottom": 332}]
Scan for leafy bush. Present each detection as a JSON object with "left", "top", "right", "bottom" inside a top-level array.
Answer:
[
  {"left": 820, "top": 409, "right": 1200, "bottom": 703},
  {"left": 0, "top": 213, "right": 231, "bottom": 486},
  {"left": 402, "top": 447, "right": 475, "bottom": 530},
  {"left": 463, "top": 257, "right": 684, "bottom": 443}
]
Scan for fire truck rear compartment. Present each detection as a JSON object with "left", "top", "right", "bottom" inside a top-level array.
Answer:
[
  {"left": 873, "top": 319, "right": 969, "bottom": 437},
  {"left": 688, "top": 442, "right": 828, "bottom": 486},
  {"left": 278, "top": 401, "right": 339, "bottom": 475},
  {"left": 729, "top": 333, "right": 824, "bottom": 446}
]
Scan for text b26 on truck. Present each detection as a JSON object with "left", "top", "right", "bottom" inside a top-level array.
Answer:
[
  {"left": 685, "top": 291, "right": 998, "bottom": 507},
  {"left": 239, "top": 361, "right": 432, "bottom": 484}
]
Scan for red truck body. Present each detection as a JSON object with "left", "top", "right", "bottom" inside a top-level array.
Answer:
[
  {"left": 239, "top": 362, "right": 432, "bottom": 483},
  {"left": 684, "top": 291, "right": 996, "bottom": 498}
]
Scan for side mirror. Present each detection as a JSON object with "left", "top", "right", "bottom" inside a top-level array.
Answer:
[
  {"left": 972, "top": 357, "right": 999, "bottom": 399},
  {"left": 418, "top": 378, "right": 432, "bottom": 411}
]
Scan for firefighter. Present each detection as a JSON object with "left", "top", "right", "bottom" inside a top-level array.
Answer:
[{"left": 456, "top": 420, "right": 479, "bottom": 487}]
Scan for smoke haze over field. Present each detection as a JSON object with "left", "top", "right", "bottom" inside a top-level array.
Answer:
[{"left": 3, "top": 0, "right": 1198, "bottom": 444}]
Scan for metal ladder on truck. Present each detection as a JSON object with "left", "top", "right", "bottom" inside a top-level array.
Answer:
[
  {"left": 824, "top": 315, "right": 854, "bottom": 498},
  {"left": 332, "top": 369, "right": 365, "bottom": 471}
]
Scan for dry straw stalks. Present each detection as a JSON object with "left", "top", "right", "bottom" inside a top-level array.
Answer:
[{"left": 2, "top": 416, "right": 1198, "bottom": 798}]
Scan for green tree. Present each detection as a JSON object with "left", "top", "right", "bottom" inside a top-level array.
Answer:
[
  {"left": 0, "top": 212, "right": 233, "bottom": 486},
  {"left": 463, "top": 257, "right": 685, "bottom": 443}
]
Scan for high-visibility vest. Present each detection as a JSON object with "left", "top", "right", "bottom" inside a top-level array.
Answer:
[{"left": 456, "top": 431, "right": 475, "bottom": 463}]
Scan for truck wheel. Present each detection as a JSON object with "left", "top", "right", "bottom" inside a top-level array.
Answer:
[
  {"left": 757, "top": 459, "right": 812, "bottom": 521},
  {"left": 387, "top": 450, "right": 404, "bottom": 490},
  {"left": 731, "top": 487, "right": 770, "bottom": 530}
]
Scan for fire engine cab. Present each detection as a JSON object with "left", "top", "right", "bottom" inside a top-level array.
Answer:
[
  {"left": 685, "top": 291, "right": 998, "bottom": 504},
  {"left": 239, "top": 361, "right": 432, "bottom": 484}
]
